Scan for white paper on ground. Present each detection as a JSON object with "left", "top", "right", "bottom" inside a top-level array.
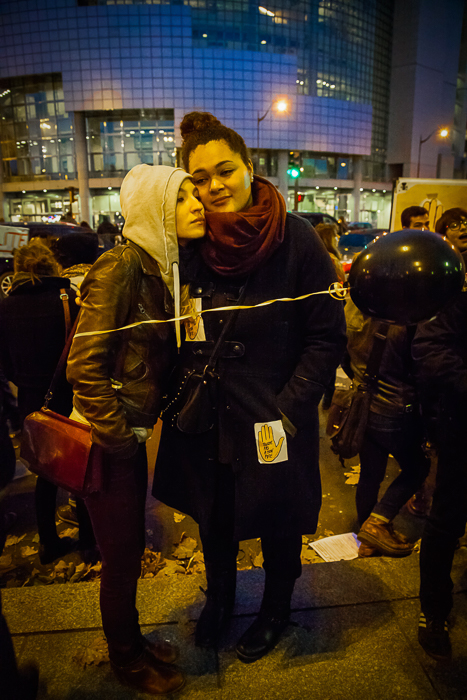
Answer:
[
  {"left": 13, "top": 459, "right": 32, "bottom": 480},
  {"left": 309, "top": 532, "right": 361, "bottom": 562}
]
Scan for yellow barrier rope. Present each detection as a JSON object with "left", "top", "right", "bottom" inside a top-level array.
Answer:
[{"left": 74, "top": 282, "right": 349, "bottom": 339}]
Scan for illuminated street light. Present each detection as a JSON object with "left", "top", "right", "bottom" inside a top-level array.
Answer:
[
  {"left": 417, "top": 127, "right": 449, "bottom": 177},
  {"left": 256, "top": 96, "right": 290, "bottom": 159}
]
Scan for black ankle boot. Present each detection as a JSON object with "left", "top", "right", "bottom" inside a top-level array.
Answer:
[
  {"left": 236, "top": 576, "right": 295, "bottom": 663},
  {"left": 195, "top": 561, "right": 237, "bottom": 649}
]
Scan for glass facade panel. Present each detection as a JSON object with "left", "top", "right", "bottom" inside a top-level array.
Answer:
[
  {"left": 0, "top": 74, "right": 77, "bottom": 182},
  {"left": 300, "top": 153, "right": 354, "bottom": 180},
  {"left": 86, "top": 109, "right": 175, "bottom": 178},
  {"left": 0, "top": 75, "right": 176, "bottom": 181}
]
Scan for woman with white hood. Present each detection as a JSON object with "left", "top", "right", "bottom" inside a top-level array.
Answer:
[{"left": 67, "top": 165, "right": 204, "bottom": 696}]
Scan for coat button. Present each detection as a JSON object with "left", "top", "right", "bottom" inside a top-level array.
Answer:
[
  {"left": 232, "top": 344, "right": 241, "bottom": 354},
  {"left": 226, "top": 405, "right": 231, "bottom": 410},
  {"left": 195, "top": 287, "right": 203, "bottom": 294}
]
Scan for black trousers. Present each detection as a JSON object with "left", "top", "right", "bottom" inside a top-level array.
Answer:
[
  {"left": 85, "top": 444, "right": 147, "bottom": 665},
  {"left": 420, "top": 415, "right": 467, "bottom": 619},
  {"left": 356, "top": 410, "right": 430, "bottom": 525},
  {"left": 0, "top": 449, "right": 21, "bottom": 698},
  {"left": 199, "top": 461, "right": 302, "bottom": 581}
]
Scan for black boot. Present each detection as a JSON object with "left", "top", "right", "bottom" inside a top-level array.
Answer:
[
  {"left": 236, "top": 576, "right": 295, "bottom": 663},
  {"left": 195, "top": 560, "right": 237, "bottom": 649}
]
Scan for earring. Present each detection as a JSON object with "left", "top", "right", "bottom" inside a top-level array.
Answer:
[{"left": 250, "top": 175, "right": 254, "bottom": 183}]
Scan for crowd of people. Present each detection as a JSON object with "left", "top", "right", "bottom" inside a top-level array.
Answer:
[{"left": 0, "top": 112, "right": 466, "bottom": 697}]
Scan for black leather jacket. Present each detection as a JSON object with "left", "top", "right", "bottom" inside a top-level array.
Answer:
[
  {"left": 345, "top": 299, "right": 417, "bottom": 416},
  {"left": 67, "top": 241, "right": 175, "bottom": 457}
]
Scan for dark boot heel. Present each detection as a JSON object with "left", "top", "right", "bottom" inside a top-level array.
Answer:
[
  {"left": 236, "top": 576, "right": 295, "bottom": 663},
  {"left": 195, "top": 561, "right": 236, "bottom": 649}
]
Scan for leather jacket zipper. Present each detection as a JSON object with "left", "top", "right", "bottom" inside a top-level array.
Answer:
[{"left": 138, "top": 303, "right": 151, "bottom": 320}]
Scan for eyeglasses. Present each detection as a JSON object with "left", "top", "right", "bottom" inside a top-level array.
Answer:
[{"left": 447, "top": 219, "right": 467, "bottom": 231}]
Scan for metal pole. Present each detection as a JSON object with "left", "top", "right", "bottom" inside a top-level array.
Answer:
[
  {"left": 257, "top": 111, "right": 260, "bottom": 170},
  {"left": 417, "top": 135, "right": 422, "bottom": 178},
  {"left": 417, "top": 129, "right": 436, "bottom": 178},
  {"left": 256, "top": 105, "right": 271, "bottom": 174}
]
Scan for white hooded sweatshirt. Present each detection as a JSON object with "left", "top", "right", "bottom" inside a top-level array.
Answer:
[{"left": 120, "top": 164, "right": 192, "bottom": 347}]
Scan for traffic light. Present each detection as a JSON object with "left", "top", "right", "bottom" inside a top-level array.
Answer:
[
  {"left": 287, "top": 151, "right": 300, "bottom": 178},
  {"left": 297, "top": 194, "right": 304, "bottom": 203}
]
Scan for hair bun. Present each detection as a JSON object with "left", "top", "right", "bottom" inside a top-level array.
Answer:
[{"left": 180, "top": 112, "right": 222, "bottom": 141}]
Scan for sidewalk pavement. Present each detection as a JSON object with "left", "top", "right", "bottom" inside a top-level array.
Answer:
[
  {"left": 4, "top": 544, "right": 467, "bottom": 699},
  {"left": 3, "top": 383, "right": 467, "bottom": 699}
]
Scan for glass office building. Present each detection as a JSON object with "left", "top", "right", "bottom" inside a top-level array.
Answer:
[{"left": 0, "top": 0, "right": 394, "bottom": 226}]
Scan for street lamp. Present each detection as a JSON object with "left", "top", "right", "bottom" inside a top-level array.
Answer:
[
  {"left": 256, "top": 97, "right": 289, "bottom": 168},
  {"left": 417, "top": 127, "right": 449, "bottom": 178}
]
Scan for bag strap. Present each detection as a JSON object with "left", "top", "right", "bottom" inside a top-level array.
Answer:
[
  {"left": 43, "top": 311, "right": 81, "bottom": 409},
  {"left": 362, "top": 322, "right": 390, "bottom": 390},
  {"left": 204, "top": 279, "right": 249, "bottom": 372},
  {"left": 60, "top": 288, "right": 71, "bottom": 341}
]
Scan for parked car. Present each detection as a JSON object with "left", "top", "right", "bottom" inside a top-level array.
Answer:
[
  {"left": 338, "top": 229, "right": 387, "bottom": 275},
  {"left": 296, "top": 212, "right": 339, "bottom": 229},
  {"left": 0, "top": 221, "right": 93, "bottom": 298},
  {"left": 0, "top": 224, "right": 29, "bottom": 298},
  {"left": 347, "top": 221, "right": 374, "bottom": 231}
]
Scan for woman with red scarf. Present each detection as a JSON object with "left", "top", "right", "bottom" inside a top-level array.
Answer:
[{"left": 153, "top": 113, "right": 346, "bottom": 662}]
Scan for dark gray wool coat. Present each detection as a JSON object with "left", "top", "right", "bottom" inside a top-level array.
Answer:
[{"left": 153, "top": 214, "right": 347, "bottom": 540}]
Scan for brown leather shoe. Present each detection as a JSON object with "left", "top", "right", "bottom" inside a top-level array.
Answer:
[
  {"left": 358, "top": 542, "right": 378, "bottom": 557},
  {"left": 144, "top": 636, "right": 179, "bottom": 665},
  {"left": 112, "top": 650, "right": 185, "bottom": 696},
  {"left": 406, "top": 492, "right": 431, "bottom": 517},
  {"left": 357, "top": 516, "right": 414, "bottom": 557}
]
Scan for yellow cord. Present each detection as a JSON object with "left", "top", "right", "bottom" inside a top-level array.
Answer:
[{"left": 74, "top": 283, "right": 349, "bottom": 339}]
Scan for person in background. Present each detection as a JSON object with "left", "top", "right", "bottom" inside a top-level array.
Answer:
[
  {"left": 60, "top": 210, "right": 75, "bottom": 224},
  {"left": 410, "top": 206, "right": 467, "bottom": 662},
  {"left": 0, "top": 241, "right": 79, "bottom": 565},
  {"left": 153, "top": 112, "right": 346, "bottom": 662},
  {"left": 97, "top": 218, "right": 120, "bottom": 251},
  {"left": 401, "top": 206, "right": 430, "bottom": 230},
  {"left": 337, "top": 216, "right": 349, "bottom": 235},
  {"left": 0, "top": 383, "right": 39, "bottom": 700},
  {"left": 314, "top": 223, "right": 345, "bottom": 285},
  {"left": 435, "top": 207, "right": 467, "bottom": 247},
  {"left": 67, "top": 165, "right": 204, "bottom": 696},
  {"left": 52, "top": 232, "right": 99, "bottom": 292},
  {"left": 399, "top": 205, "right": 432, "bottom": 516},
  {"left": 314, "top": 222, "right": 345, "bottom": 410},
  {"left": 50, "top": 232, "right": 100, "bottom": 533},
  {"left": 343, "top": 297, "right": 430, "bottom": 557},
  {"left": 79, "top": 221, "right": 93, "bottom": 230}
]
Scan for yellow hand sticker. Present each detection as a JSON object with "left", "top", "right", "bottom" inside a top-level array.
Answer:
[{"left": 258, "top": 423, "right": 285, "bottom": 462}]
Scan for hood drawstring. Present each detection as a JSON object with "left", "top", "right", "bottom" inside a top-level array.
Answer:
[{"left": 173, "top": 261, "right": 181, "bottom": 351}]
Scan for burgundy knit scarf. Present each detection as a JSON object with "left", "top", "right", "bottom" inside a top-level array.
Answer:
[{"left": 202, "top": 175, "right": 286, "bottom": 277}]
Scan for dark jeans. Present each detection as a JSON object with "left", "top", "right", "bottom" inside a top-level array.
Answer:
[
  {"left": 356, "top": 410, "right": 430, "bottom": 525},
  {"left": 84, "top": 444, "right": 147, "bottom": 666},
  {"left": 199, "top": 461, "right": 302, "bottom": 581},
  {"left": 420, "top": 416, "right": 467, "bottom": 619}
]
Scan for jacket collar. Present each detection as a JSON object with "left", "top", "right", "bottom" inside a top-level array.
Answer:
[
  {"left": 127, "top": 240, "right": 161, "bottom": 277},
  {"left": 9, "top": 276, "right": 71, "bottom": 296},
  {"left": 126, "top": 240, "right": 174, "bottom": 314}
]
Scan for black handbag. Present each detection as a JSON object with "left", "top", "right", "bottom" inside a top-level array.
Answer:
[
  {"left": 326, "top": 322, "right": 390, "bottom": 463},
  {"left": 160, "top": 283, "right": 247, "bottom": 434}
]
